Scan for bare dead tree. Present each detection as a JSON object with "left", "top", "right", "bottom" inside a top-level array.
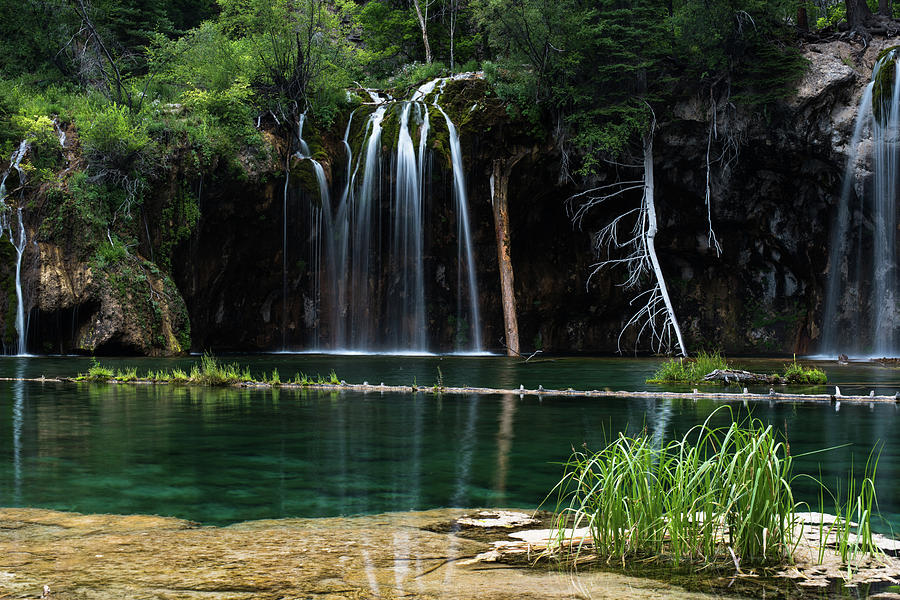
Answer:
[
  {"left": 411, "top": 0, "right": 434, "bottom": 64},
  {"left": 69, "top": 0, "right": 133, "bottom": 109},
  {"left": 569, "top": 116, "right": 687, "bottom": 356}
]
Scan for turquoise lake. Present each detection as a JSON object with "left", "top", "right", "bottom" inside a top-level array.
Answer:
[{"left": 1, "top": 355, "right": 898, "bottom": 527}]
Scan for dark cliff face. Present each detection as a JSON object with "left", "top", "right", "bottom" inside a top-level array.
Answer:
[
  {"left": 8, "top": 41, "right": 873, "bottom": 356},
  {"left": 168, "top": 42, "right": 868, "bottom": 356}
]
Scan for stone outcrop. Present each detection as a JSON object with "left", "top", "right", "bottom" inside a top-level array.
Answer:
[{"left": 26, "top": 242, "right": 189, "bottom": 355}]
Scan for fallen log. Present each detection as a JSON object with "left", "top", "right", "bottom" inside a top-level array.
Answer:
[
  {"left": 1, "top": 376, "right": 898, "bottom": 404},
  {"left": 703, "top": 369, "right": 777, "bottom": 384}
]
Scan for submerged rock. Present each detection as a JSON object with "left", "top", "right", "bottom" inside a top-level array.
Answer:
[{"left": 0, "top": 507, "right": 750, "bottom": 600}]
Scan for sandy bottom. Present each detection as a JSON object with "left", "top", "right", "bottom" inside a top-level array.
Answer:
[{"left": 0, "top": 507, "right": 756, "bottom": 600}]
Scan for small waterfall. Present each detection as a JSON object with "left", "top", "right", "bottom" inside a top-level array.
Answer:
[
  {"left": 390, "top": 101, "right": 427, "bottom": 349},
  {"left": 0, "top": 140, "right": 31, "bottom": 356},
  {"left": 294, "top": 76, "right": 484, "bottom": 353},
  {"left": 822, "top": 52, "right": 900, "bottom": 357},
  {"left": 432, "top": 82, "right": 483, "bottom": 352},
  {"left": 350, "top": 105, "right": 387, "bottom": 349},
  {"left": 293, "top": 113, "right": 332, "bottom": 348}
]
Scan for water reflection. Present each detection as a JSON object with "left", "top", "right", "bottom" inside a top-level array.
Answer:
[
  {"left": 11, "top": 360, "right": 24, "bottom": 504},
  {"left": 1, "top": 381, "right": 898, "bottom": 529},
  {"left": 493, "top": 394, "right": 517, "bottom": 502}
]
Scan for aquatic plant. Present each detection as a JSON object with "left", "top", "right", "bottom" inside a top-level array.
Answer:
[
  {"left": 115, "top": 367, "right": 138, "bottom": 382},
  {"left": 831, "top": 450, "right": 881, "bottom": 566},
  {"left": 648, "top": 350, "right": 728, "bottom": 383},
  {"left": 550, "top": 409, "right": 797, "bottom": 568},
  {"left": 782, "top": 358, "right": 827, "bottom": 385},
  {"left": 549, "top": 408, "right": 882, "bottom": 573},
  {"left": 79, "top": 359, "right": 114, "bottom": 381}
]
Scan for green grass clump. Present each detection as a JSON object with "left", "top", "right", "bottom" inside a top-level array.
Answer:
[
  {"left": 648, "top": 350, "right": 729, "bottom": 383},
  {"left": 782, "top": 358, "right": 827, "bottom": 385},
  {"left": 76, "top": 357, "right": 342, "bottom": 389},
  {"left": 551, "top": 409, "right": 797, "bottom": 568},
  {"left": 115, "top": 367, "right": 138, "bottom": 382},
  {"left": 188, "top": 354, "right": 249, "bottom": 386},
  {"left": 549, "top": 408, "right": 882, "bottom": 572},
  {"left": 78, "top": 359, "right": 114, "bottom": 381}
]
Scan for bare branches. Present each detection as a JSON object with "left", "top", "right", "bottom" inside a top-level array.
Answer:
[
  {"left": 569, "top": 120, "right": 688, "bottom": 356},
  {"left": 69, "top": 0, "right": 133, "bottom": 109}
]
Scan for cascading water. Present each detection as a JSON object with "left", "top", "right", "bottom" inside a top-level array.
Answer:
[
  {"left": 289, "top": 75, "right": 484, "bottom": 353},
  {"left": 0, "top": 140, "right": 32, "bottom": 356},
  {"left": 282, "top": 113, "right": 333, "bottom": 349},
  {"left": 432, "top": 81, "right": 483, "bottom": 352},
  {"left": 822, "top": 51, "right": 900, "bottom": 357}
]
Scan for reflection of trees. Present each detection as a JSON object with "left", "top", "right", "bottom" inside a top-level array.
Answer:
[{"left": 493, "top": 394, "right": 517, "bottom": 502}]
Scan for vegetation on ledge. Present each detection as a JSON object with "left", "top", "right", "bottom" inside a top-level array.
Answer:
[
  {"left": 649, "top": 353, "right": 828, "bottom": 385},
  {"left": 77, "top": 355, "right": 341, "bottom": 387},
  {"left": 647, "top": 351, "right": 729, "bottom": 383}
]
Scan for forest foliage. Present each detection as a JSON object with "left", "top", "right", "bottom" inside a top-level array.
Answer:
[{"left": 0, "top": 0, "right": 858, "bottom": 275}]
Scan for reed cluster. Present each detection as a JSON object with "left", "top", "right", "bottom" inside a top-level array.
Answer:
[
  {"left": 647, "top": 350, "right": 729, "bottom": 383},
  {"left": 550, "top": 408, "right": 880, "bottom": 570},
  {"left": 76, "top": 355, "right": 340, "bottom": 388}
]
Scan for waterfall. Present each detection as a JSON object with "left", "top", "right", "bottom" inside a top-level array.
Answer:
[
  {"left": 432, "top": 82, "right": 483, "bottom": 352},
  {"left": 0, "top": 140, "right": 31, "bottom": 356},
  {"left": 295, "top": 75, "right": 484, "bottom": 353},
  {"left": 822, "top": 52, "right": 900, "bottom": 357},
  {"left": 280, "top": 112, "right": 332, "bottom": 350}
]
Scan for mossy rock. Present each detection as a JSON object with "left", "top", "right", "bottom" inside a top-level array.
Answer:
[
  {"left": 289, "top": 159, "right": 327, "bottom": 206},
  {"left": 873, "top": 47, "right": 900, "bottom": 124}
]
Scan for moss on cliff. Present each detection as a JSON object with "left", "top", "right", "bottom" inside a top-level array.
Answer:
[{"left": 873, "top": 47, "right": 900, "bottom": 125}]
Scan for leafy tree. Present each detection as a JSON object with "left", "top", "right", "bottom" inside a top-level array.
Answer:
[{"left": 217, "top": 0, "right": 357, "bottom": 123}]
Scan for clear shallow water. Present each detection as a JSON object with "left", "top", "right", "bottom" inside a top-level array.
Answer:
[{"left": 1, "top": 355, "right": 898, "bottom": 527}]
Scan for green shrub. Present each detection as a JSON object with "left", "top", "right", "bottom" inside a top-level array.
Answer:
[
  {"left": 180, "top": 81, "right": 253, "bottom": 126},
  {"left": 782, "top": 359, "right": 827, "bottom": 385},
  {"left": 79, "top": 359, "right": 114, "bottom": 381},
  {"left": 77, "top": 102, "right": 151, "bottom": 167},
  {"left": 648, "top": 350, "right": 729, "bottom": 383}
]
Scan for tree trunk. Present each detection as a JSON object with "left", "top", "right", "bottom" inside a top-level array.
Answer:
[
  {"left": 643, "top": 132, "right": 687, "bottom": 357},
  {"left": 411, "top": 0, "right": 433, "bottom": 64},
  {"left": 797, "top": 5, "right": 808, "bottom": 30},
  {"left": 847, "top": 0, "right": 873, "bottom": 28},
  {"left": 491, "top": 156, "right": 524, "bottom": 357},
  {"left": 880, "top": 0, "right": 892, "bottom": 16}
]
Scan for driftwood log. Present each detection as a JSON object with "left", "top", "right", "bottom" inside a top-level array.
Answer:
[{"left": 703, "top": 369, "right": 778, "bottom": 384}]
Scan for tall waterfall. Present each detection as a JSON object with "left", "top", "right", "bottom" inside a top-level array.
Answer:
[
  {"left": 822, "top": 51, "right": 900, "bottom": 357},
  {"left": 0, "top": 140, "right": 31, "bottom": 356},
  {"left": 286, "top": 76, "right": 484, "bottom": 353}
]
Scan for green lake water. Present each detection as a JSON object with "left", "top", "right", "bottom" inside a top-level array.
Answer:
[{"left": 1, "top": 355, "right": 898, "bottom": 527}]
